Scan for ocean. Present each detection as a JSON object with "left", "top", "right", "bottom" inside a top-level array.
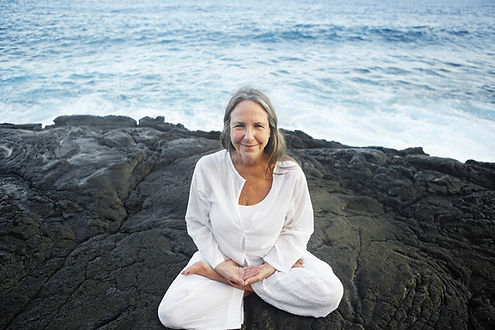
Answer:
[{"left": 1, "top": 0, "right": 494, "bottom": 162}]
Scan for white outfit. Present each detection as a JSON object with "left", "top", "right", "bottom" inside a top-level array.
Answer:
[{"left": 158, "top": 150, "right": 343, "bottom": 329}]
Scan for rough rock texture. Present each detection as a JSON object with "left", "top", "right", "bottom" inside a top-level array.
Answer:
[
  {"left": 0, "top": 115, "right": 494, "bottom": 330},
  {"left": 0, "top": 123, "right": 42, "bottom": 131}
]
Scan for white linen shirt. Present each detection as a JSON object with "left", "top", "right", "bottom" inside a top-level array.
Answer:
[{"left": 185, "top": 149, "right": 314, "bottom": 273}]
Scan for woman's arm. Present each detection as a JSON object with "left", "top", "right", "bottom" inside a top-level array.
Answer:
[
  {"left": 185, "top": 161, "right": 227, "bottom": 269},
  {"left": 262, "top": 168, "right": 314, "bottom": 273},
  {"left": 244, "top": 169, "right": 313, "bottom": 284}
]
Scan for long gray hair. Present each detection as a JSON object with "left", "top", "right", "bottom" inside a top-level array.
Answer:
[{"left": 220, "top": 87, "right": 291, "bottom": 173}]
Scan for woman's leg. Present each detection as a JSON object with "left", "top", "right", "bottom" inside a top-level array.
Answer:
[
  {"left": 157, "top": 252, "right": 245, "bottom": 329},
  {"left": 251, "top": 251, "right": 344, "bottom": 318}
]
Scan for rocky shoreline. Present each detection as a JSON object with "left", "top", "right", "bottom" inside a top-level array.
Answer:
[{"left": 1, "top": 115, "right": 494, "bottom": 329}]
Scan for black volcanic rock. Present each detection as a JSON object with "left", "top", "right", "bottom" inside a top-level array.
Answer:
[
  {"left": 0, "top": 123, "right": 42, "bottom": 131},
  {"left": 0, "top": 115, "right": 494, "bottom": 330},
  {"left": 53, "top": 114, "right": 137, "bottom": 128}
]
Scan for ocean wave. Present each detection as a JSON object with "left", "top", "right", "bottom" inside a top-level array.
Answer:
[
  {"left": 129, "top": 23, "right": 490, "bottom": 48},
  {"left": 243, "top": 24, "right": 487, "bottom": 46}
]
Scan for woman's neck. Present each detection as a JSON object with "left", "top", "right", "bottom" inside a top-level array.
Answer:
[{"left": 231, "top": 151, "right": 271, "bottom": 178}]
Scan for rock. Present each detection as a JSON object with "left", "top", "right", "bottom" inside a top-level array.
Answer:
[
  {"left": 138, "top": 116, "right": 183, "bottom": 132},
  {"left": 282, "top": 129, "right": 345, "bottom": 150},
  {"left": 0, "top": 123, "right": 42, "bottom": 131},
  {"left": 52, "top": 115, "right": 137, "bottom": 128},
  {"left": 139, "top": 115, "right": 165, "bottom": 126},
  {"left": 0, "top": 115, "right": 494, "bottom": 330},
  {"left": 139, "top": 115, "right": 167, "bottom": 131}
]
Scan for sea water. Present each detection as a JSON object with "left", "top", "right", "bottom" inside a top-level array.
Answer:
[{"left": 1, "top": 0, "right": 494, "bottom": 162}]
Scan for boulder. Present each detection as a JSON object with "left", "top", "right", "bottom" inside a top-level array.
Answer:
[{"left": 52, "top": 115, "right": 137, "bottom": 128}]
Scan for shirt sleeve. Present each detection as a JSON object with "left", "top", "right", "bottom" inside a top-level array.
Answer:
[
  {"left": 263, "top": 168, "right": 314, "bottom": 272},
  {"left": 185, "top": 160, "right": 228, "bottom": 269}
]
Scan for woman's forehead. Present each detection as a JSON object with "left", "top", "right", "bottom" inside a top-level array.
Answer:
[{"left": 230, "top": 100, "right": 268, "bottom": 120}]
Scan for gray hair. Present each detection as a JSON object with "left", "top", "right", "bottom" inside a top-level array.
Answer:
[{"left": 220, "top": 87, "right": 290, "bottom": 172}]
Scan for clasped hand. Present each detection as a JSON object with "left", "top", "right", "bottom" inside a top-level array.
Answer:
[
  {"left": 214, "top": 260, "right": 275, "bottom": 286},
  {"left": 214, "top": 258, "right": 304, "bottom": 287}
]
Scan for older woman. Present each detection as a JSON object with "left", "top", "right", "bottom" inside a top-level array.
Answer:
[{"left": 158, "top": 87, "right": 343, "bottom": 329}]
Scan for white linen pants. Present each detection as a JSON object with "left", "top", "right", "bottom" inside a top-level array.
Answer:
[{"left": 158, "top": 251, "right": 343, "bottom": 329}]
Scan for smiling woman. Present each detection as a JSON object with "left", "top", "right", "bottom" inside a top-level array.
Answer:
[
  {"left": 220, "top": 87, "right": 291, "bottom": 175},
  {"left": 229, "top": 100, "right": 271, "bottom": 166},
  {"left": 157, "top": 87, "right": 344, "bottom": 329},
  {"left": 228, "top": 97, "right": 274, "bottom": 207}
]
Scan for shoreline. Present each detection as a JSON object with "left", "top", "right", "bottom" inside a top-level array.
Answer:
[{"left": 1, "top": 114, "right": 492, "bottom": 165}]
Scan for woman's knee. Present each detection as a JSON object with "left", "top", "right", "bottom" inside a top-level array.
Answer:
[
  {"left": 319, "top": 274, "right": 344, "bottom": 316},
  {"left": 303, "top": 254, "right": 344, "bottom": 314},
  {"left": 329, "top": 276, "right": 344, "bottom": 310},
  {"left": 157, "top": 295, "right": 182, "bottom": 329}
]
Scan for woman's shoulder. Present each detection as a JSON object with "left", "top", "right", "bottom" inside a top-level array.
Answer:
[
  {"left": 195, "top": 149, "right": 228, "bottom": 170},
  {"left": 275, "top": 157, "right": 304, "bottom": 176}
]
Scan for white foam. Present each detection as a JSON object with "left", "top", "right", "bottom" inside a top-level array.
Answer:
[
  {"left": 278, "top": 95, "right": 495, "bottom": 163},
  {"left": 0, "top": 145, "right": 13, "bottom": 158}
]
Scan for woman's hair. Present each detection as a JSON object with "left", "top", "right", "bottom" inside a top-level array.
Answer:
[{"left": 220, "top": 87, "right": 292, "bottom": 173}]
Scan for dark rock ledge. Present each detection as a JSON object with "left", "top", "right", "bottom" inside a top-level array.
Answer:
[{"left": 1, "top": 115, "right": 494, "bottom": 330}]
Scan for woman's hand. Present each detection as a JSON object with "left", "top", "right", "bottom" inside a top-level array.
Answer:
[
  {"left": 214, "top": 260, "right": 259, "bottom": 286},
  {"left": 243, "top": 262, "right": 276, "bottom": 285},
  {"left": 216, "top": 258, "right": 304, "bottom": 286},
  {"left": 243, "top": 258, "right": 304, "bottom": 285}
]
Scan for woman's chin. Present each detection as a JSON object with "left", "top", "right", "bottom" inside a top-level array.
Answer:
[{"left": 237, "top": 151, "right": 262, "bottom": 164}]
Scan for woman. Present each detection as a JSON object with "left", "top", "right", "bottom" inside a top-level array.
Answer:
[{"left": 158, "top": 87, "right": 343, "bottom": 329}]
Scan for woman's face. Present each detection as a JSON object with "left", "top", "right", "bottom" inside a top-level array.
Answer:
[{"left": 229, "top": 100, "right": 270, "bottom": 164}]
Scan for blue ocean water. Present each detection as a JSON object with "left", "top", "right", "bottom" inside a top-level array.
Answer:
[{"left": 1, "top": 0, "right": 494, "bottom": 162}]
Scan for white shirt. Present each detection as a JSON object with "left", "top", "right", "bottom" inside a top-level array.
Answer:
[
  {"left": 185, "top": 149, "right": 314, "bottom": 273},
  {"left": 238, "top": 203, "right": 261, "bottom": 226}
]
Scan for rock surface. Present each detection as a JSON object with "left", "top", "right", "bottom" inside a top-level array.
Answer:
[{"left": 0, "top": 115, "right": 494, "bottom": 330}]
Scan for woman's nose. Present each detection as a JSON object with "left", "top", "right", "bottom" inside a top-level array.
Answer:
[{"left": 244, "top": 127, "right": 254, "bottom": 140}]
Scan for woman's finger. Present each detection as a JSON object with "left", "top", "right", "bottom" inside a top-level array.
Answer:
[
  {"left": 242, "top": 266, "right": 261, "bottom": 279},
  {"left": 244, "top": 264, "right": 274, "bottom": 285},
  {"left": 244, "top": 273, "right": 263, "bottom": 285},
  {"left": 292, "top": 259, "right": 304, "bottom": 268},
  {"left": 228, "top": 278, "right": 245, "bottom": 286}
]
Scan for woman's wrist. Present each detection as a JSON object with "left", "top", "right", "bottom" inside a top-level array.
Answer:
[{"left": 262, "top": 262, "right": 276, "bottom": 275}]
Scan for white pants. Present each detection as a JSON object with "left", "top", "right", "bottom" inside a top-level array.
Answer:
[{"left": 158, "top": 251, "right": 343, "bottom": 329}]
